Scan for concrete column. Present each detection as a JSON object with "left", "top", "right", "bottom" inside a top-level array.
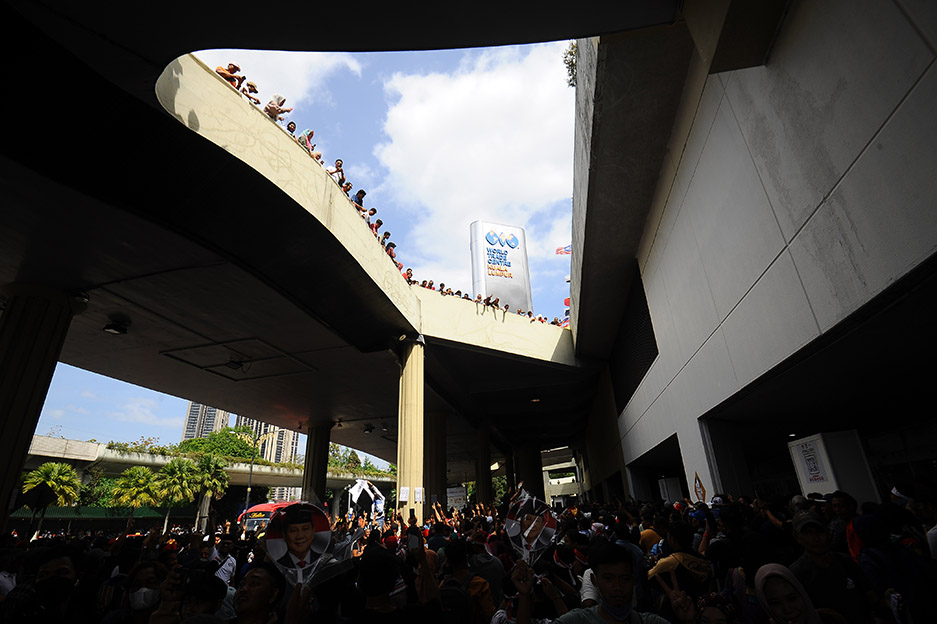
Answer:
[
  {"left": 0, "top": 286, "right": 82, "bottom": 530},
  {"left": 423, "top": 411, "right": 447, "bottom": 510},
  {"left": 475, "top": 426, "right": 493, "bottom": 504},
  {"left": 302, "top": 421, "right": 332, "bottom": 506},
  {"left": 396, "top": 341, "right": 425, "bottom": 523},
  {"left": 504, "top": 452, "right": 516, "bottom": 492},
  {"left": 515, "top": 444, "right": 545, "bottom": 500}
]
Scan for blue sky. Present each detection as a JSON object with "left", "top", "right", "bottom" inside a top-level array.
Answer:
[{"left": 36, "top": 42, "right": 575, "bottom": 465}]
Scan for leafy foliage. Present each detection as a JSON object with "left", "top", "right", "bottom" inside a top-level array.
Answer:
[
  {"left": 195, "top": 454, "right": 229, "bottom": 500},
  {"left": 177, "top": 426, "right": 255, "bottom": 459},
  {"left": 107, "top": 435, "right": 178, "bottom": 456},
  {"left": 563, "top": 41, "right": 577, "bottom": 87},
  {"left": 327, "top": 443, "right": 393, "bottom": 476},
  {"left": 112, "top": 465, "right": 159, "bottom": 511},
  {"left": 23, "top": 462, "right": 81, "bottom": 506},
  {"left": 78, "top": 468, "right": 116, "bottom": 507},
  {"left": 156, "top": 458, "right": 199, "bottom": 507},
  {"left": 465, "top": 475, "right": 508, "bottom": 504}
]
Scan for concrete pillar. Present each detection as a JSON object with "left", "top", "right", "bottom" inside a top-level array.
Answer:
[
  {"left": 504, "top": 452, "right": 516, "bottom": 492},
  {"left": 396, "top": 341, "right": 425, "bottom": 523},
  {"left": 302, "top": 421, "right": 332, "bottom": 506},
  {"left": 0, "top": 286, "right": 83, "bottom": 530},
  {"left": 515, "top": 444, "right": 545, "bottom": 500},
  {"left": 423, "top": 411, "right": 447, "bottom": 510},
  {"left": 475, "top": 426, "right": 493, "bottom": 504}
]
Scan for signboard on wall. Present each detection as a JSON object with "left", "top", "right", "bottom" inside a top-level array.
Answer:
[
  {"left": 470, "top": 221, "right": 533, "bottom": 313},
  {"left": 788, "top": 434, "right": 834, "bottom": 493},
  {"left": 447, "top": 486, "right": 467, "bottom": 510}
]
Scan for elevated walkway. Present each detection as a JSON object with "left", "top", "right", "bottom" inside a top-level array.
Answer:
[
  {"left": 157, "top": 54, "right": 575, "bottom": 367},
  {"left": 25, "top": 435, "right": 395, "bottom": 490}
]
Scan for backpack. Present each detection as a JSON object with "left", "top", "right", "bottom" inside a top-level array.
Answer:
[{"left": 439, "top": 572, "right": 475, "bottom": 624}]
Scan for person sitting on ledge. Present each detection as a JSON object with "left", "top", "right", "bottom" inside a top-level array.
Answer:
[
  {"left": 351, "top": 189, "right": 367, "bottom": 209},
  {"left": 215, "top": 63, "right": 245, "bottom": 88},
  {"left": 326, "top": 159, "right": 345, "bottom": 186},
  {"left": 241, "top": 80, "right": 260, "bottom": 104},
  {"left": 297, "top": 128, "right": 315, "bottom": 153},
  {"left": 286, "top": 120, "right": 297, "bottom": 136},
  {"left": 380, "top": 232, "right": 391, "bottom": 249},
  {"left": 342, "top": 182, "right": 353, "bottom": 197},
  {"left": 370, "top": 219, "right": 383, "bottom": 237},
  {"left": 263, "top": 94, "right": 292, "bottom": 121}
]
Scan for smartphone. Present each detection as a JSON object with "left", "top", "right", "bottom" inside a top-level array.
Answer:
[{"left": 408, "top": 534, "right": 420, "bottom": 550}]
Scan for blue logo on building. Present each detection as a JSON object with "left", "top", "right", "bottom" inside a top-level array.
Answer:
[{"left": 486, "top": 230, "right": 520, "bottom": 248}]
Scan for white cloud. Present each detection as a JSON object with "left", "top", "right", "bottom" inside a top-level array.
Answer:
[
  {"left": 44, "top": 409, "right": 65, "bottom": 419},
  {"left": 67, "top": 405, "right": 90, "bottom": 415},
  {"left": 111, "top": 398, "right": 183, "bottom": 428},
  {"left": 193, "top": 49, "right": 362, "bottom": 110},
  {"left": 81, "top": 390, "right": 97, "bottom": 399},
  {"left": 374, "top": 42, "right": 574, "bottom": 295}
]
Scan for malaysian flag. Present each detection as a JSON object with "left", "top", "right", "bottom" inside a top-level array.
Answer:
[{"left": 555, "top": 244, "right": 572, "bottom": 255}]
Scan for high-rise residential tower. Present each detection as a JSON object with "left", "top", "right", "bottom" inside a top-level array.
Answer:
[
  {"left": 235, "top": 415, "right": 300, "bottom": 501},
  {"left": 181, "top": 402, "right": 230, "bottom": 441}
]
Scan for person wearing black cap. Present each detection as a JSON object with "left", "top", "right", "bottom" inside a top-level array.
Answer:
[{"left": 789, "top": 510, "right": 876, "bottom": 623}]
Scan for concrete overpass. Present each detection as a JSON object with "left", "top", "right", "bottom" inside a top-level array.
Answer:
[{"left": 24, "top": 435, "right": 396, "bottom": 493}]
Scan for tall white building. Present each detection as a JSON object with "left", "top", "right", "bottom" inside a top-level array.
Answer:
[
  {"left": 235, "top": 415, "right": 300, "bottom": 501},
  {"left": 181, "top": 402, "right": 230, "bottom": 441}
]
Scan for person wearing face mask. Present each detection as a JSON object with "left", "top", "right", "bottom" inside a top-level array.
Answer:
[
  {"left": 101, "top": 561, "right": 168, "bottom": 624},
  {"left": 555, "top": 542, "right": 695, "bottom": 624},
  {"left": 1, "top": 546, "right": 94, "bottom": 624}
]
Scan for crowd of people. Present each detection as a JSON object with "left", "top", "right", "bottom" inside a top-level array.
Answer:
[
  {"left": 214, "top": 62, "right": 569, "bottom": 328},
  {"left": 4, "top": 483, "right": 935, "bottom": 623},
  {"left": 402, "top": 274, "right": 570, "bottom": 327}
]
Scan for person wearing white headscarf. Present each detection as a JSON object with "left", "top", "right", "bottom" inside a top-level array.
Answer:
[{"left": 263, "top": 94, "right": 292, "bottom": 121}]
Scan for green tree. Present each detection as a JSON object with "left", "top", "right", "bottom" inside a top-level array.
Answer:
[
  {"left": 112, "top": 466, "right": 158, "bottom": 518},
  {"left": 155, "top": 458, "right": 198, "bottom": 533},
  {"left": 78, "top": 468, "right": 116, "bottom": 507},
  {"left": 344, "top": 450, "right": 361, "bottom": 471},
  {"left": 177, "top": 426, "right": 255, "bottom": 459},
  {"left": 23, "top": 462, "right": 81, "bottom": 506},
  {"left": 194, "top": 454, "right": 229, "bottom": 531}
]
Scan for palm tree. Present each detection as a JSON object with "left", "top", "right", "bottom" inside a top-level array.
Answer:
[
  {"left": 111, "top": 466, "right": 158, "bottom": 519},
  {"left": 155, "top": 457, "right": 198, "bottom": 533},
  {"left": 195, "top": 454, "right": 229, "bottom": 531},
  {"left": 22, "top": 462, "right": 81, "bottom": 534},
  {"left": 23, "top": 462, "right": 81, "bottom": 506}
]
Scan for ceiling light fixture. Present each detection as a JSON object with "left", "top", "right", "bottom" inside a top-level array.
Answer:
[
  {"left": 102, "top": 321, "right": 129, "bottom": 335},
  {"left": 225, "top": 359, "right": 244, "bottom": 370},
  {"left": 530, "top": 398, "right": 541, "bottom": 403}
]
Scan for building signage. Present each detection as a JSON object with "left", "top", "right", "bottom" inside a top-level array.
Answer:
[
  {"left": 447, "top": 486, "right": 467, "bottom": 510},
  {"left": 470, "top": 221, "right": 533, "bottom": 312}
]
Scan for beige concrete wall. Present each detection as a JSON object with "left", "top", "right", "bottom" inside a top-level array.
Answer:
[
  {"left": 621, "top": 0, "right": 937, "bottom": 493},
  {"left": 414, "top": 287, "right": 576, "bottom": 366}
]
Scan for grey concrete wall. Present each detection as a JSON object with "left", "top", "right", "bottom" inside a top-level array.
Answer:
[{"left": 621, "top": 0, "right": 937, "bottom": 493}]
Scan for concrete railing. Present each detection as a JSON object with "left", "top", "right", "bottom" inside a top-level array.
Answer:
[
  {"left": 414, "top": 288, "right": 575, "bottom": 366},
  {"left": 155, "top": 54, "right": 576, "bottom": 366}
]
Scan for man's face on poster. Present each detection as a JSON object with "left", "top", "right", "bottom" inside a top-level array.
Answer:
[
  {"left": 519, "top": 512, "right": 545, "bottom": 545},
  {"left": 285, "top": 521, "right": 314, "bottom": 558}
]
